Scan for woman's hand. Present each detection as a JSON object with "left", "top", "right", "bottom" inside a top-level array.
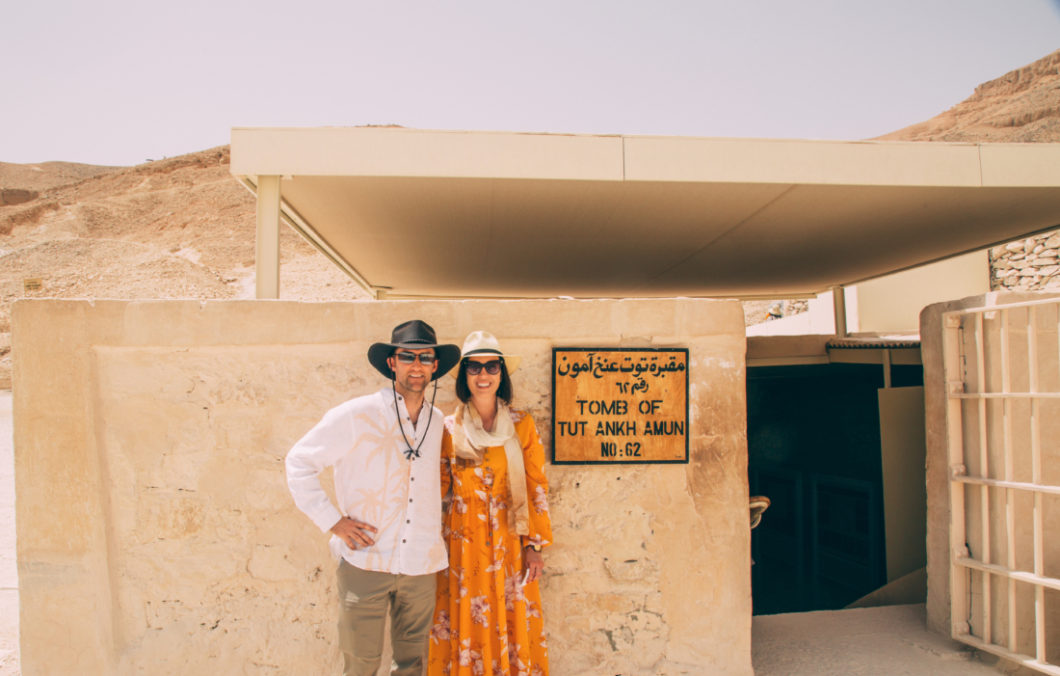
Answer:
[{"left": 523, "top": 546, "right": 544, "bottom": 584}]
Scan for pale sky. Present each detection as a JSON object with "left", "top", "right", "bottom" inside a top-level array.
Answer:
[{"left": 3, "top": 0, "right": 1059, "bottom": 166}]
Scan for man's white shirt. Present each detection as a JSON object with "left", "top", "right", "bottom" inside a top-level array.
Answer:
[{"left": 286, "top": 387, "right": 448, "bottom": 575}]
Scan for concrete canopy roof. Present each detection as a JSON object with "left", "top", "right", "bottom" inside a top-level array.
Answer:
[{"left": 230, "top": 127, "right": 1060, "bottom": 299}]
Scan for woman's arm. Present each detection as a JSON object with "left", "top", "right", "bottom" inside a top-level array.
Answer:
[{"left": 518, "top": 413, "right": 553, "bottom": 582}]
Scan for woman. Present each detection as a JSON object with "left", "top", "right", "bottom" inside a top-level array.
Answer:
[{"left": 428, "top": 331, "right": 552, "bottom": 676}]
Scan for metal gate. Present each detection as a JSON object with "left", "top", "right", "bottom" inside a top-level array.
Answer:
[{"left": 943, "top": 298, "right": 1060, "bottom": 674}]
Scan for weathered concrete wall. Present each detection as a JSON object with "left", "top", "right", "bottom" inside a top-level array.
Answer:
[
  {"left": 853, "top": 250, "right": 989, "bottom": 333},
  {"left": 12, "top": 298, "right": 749, "bottom": 675}
]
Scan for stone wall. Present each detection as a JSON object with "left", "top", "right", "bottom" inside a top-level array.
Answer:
[
  {"left": 990, "top": 229, "right": 1060, "bottom": 291},
  {"left": 12, "top": 298, "right": 750, "bottom": 675}
]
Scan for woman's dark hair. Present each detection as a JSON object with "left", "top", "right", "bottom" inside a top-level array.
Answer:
[{"left": 455, "top": 357, "right": 513, "bottom": 405}]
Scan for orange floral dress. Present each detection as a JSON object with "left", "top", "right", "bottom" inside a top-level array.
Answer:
[{"left": 428, "top": 410, "right": 552, "bottom": 676}]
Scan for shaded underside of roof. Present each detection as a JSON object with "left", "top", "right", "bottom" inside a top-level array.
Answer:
[{"left": 231, "top": 128, "right": 1060, "bottom": 299}]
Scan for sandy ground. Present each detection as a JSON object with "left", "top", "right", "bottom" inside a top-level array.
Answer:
[
  {"left": 0, "top": 391, "right": 17, "bottom": 676},
  {"left": 752, "top": 604, "right": 1004, "bottom": 675}
]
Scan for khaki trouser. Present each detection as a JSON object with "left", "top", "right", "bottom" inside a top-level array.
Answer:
[{"left": 336, "top": 559, "right": 436, "bottom": 676}]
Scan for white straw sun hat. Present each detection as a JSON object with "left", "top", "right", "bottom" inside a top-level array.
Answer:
[{"left": 459, "top": 331, "right": 521, "bottom": 373}]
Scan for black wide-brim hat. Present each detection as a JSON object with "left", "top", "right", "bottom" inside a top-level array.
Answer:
[{"left": 367, "top": 319, "right": 460, "bottom": 381}]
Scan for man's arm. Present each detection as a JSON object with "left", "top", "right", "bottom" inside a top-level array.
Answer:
[{"left": 285, "top": 405, "right": 355, "bottom": 534}]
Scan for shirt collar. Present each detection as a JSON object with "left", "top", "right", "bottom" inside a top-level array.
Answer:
[{"left": 378, "top": 386, "right": 431, "bottom": 417}]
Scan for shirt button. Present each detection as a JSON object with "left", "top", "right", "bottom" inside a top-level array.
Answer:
[
  {"left": 406, "top": 519, "right": 411, "bottom": 524},
  {"left": 402, "top": 539, "right": 407, "bottom": 543},
  {"left": 410, "top": 477, "right": 415, "bottom": 481},
  {"left": 409, "top": 498, "right": 413, "bottom": 502}
]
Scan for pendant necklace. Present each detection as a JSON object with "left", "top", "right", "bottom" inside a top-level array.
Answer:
[{"left": 392, "top": 380, "right": 438, "bottom": 460}]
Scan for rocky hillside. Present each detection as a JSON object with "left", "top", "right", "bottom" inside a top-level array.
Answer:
[
  {"left": 0, "top": 161, "right": 118, "bottom": 197},
  {"left": 0, "top": 147, "right": 368, "bottom": 387},
  {"left": 876, "top": 49, "right": 1060, "bottom": 143}
]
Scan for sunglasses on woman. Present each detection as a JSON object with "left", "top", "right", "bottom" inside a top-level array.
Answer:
[
  {"left": 464, "top": 359, "right": 502, "bottom": 375},
  {"left": 394, "top": 351, "right": 436, "bottom": 365}
]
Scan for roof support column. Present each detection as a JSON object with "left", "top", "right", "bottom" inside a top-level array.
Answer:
[
  {"left": 832, "top": 285, "right": 848, "bottom": 337},
  {"left": 255, "top": 175, "right": 281, "bottom": 299}
]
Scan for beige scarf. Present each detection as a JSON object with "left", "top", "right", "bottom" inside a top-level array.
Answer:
[{"left": 451, "top": 402, "right": 529, "bottom": 536}]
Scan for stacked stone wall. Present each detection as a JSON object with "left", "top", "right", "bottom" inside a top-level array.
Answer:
[{"left": 990, "top": 228, "right": 1060, "bottom": 291}]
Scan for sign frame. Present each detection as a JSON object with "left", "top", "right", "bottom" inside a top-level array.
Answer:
[{"left": 550, "top": 346, "right": 690, "bottom": 465}]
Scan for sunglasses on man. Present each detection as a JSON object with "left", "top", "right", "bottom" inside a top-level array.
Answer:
[
  {"left": 394, "top": 351, "right": 437, "bottom": 365},
  {"left": 464, "top": 359, "right": 503, "bottom": 375}
]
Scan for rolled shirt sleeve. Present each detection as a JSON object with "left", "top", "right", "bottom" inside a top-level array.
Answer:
[{"left": 286, "top": 403, "right": 353, "bottom": 533}]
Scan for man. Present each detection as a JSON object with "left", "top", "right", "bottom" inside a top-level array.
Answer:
[{"left": 286, "top": 319, "right": 460, "bottom": 676}]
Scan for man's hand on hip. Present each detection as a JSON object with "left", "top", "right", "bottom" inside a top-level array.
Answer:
[{"left": 330, "top": 516, "right": 378, "bottom": 548}]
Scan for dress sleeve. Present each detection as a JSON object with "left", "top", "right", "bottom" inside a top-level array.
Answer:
[{"left": 518, "top": 414, "right": 553, "bottom": 548}]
